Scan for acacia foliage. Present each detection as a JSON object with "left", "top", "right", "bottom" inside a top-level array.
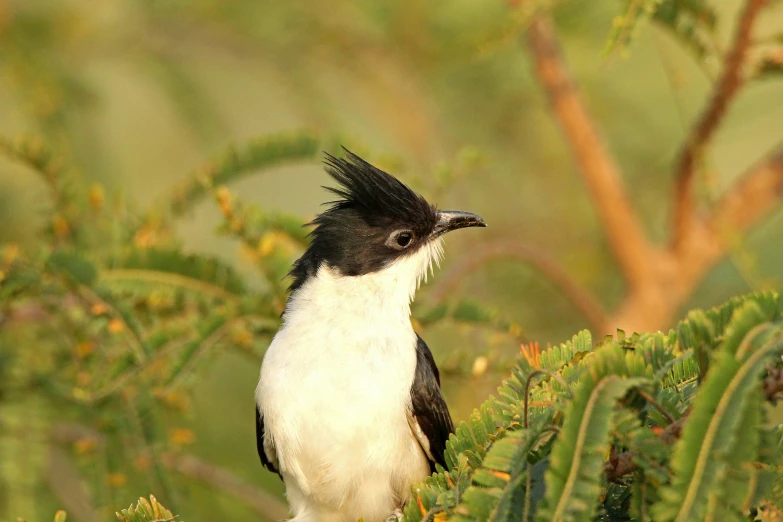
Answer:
[
  {"left": 0, "top": 131, "right": 515, "bottom": 521},
  {"left": 402, "top": 292, "right": 783, "bottom": 522},
  {"left": 4, "top": 132, "right": 783, "bottom": 521}
]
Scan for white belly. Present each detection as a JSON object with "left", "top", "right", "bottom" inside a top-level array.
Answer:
[{"left": 257, "top": 315, "right": 430, "bottom": 521}]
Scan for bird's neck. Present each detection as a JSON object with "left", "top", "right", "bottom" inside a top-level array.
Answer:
[{"left": 282, "top": 239, "right": 443, "bottom": 330}]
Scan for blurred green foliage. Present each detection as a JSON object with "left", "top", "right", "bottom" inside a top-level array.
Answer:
[
  {"left": 1, "top": 0, "right": 782, "bottom": 520},
  {"left": 0, "top": 132, "right": 519, "bottom": 521}
]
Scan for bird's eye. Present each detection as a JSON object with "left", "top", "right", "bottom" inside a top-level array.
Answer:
[{"left": 386, "top": 230, "right": 414, "bottom": 250}]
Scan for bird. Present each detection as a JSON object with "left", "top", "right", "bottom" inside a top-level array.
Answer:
[{"left": 255, "top": 149, "right": 486, "bottom": 522}]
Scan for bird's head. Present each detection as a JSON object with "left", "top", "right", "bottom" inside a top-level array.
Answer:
[{"left": 288, "top": 150, "right": 485, "bottom": 295}]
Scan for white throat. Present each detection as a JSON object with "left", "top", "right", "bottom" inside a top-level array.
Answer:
[{"left": 282, "top": 238, "right": 444, "bottom": 329}]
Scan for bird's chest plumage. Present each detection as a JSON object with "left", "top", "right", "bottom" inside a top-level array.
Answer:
[
  {"left": 267, "top": 315, "right": 417, "bottom": 431},
  {"left": 256, "top": 265, "right": 430, "bottom": 521}
]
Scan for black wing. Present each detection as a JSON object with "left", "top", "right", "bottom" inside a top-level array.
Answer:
[
  {"left": 408, "top": 335, "right": 454, "bottom": 472},
  {"left": 256, "top": 405, "right": 283, "bottom": 480}
]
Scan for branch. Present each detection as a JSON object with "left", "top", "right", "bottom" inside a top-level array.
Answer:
[
  {"left": 671, "top": 0, "right": 768, "bottom": 251},
  {"left": 525, "top": 15, "right": 654, "bottom": 288},
  {"left": 160, "top": 453, "right": 290, "bottom": 521},
  {"left": 429, "top": 239, "right": 608, "bottom": 332},
  {"left": 704, "top": 143, "right": 783, "bottom": 252},
  {"left": 46, "top": 447, "right": 100, "bottom": 522},
  {"left": 51, "top": 423, "right": 289, "bottom": 521}
]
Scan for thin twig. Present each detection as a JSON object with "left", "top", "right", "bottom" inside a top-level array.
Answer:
[
  {"left": 636, "top": 389, "right": 676, "bottom": 425},
  {"left": 525, "top": 14, "right": 654, "bottom": 288},
  {"left": 671, "top": 0, "right": 768, "bottom": 252},
  {"left": 429, "top": 239, "right": 608, "bottom": 332},
  {"left": 421, "top": 505, "right": 445, "bottom": 522}
]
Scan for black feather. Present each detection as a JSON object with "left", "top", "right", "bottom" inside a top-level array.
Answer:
[
  {"left": 321, "top": 150, "right": 435, "bottom": 228},
  {"left": 410, "top": 335, "right": 454, "bottom": 472},
  {"left": 256, "top": 406, "right": 283, "bottom": 481}
]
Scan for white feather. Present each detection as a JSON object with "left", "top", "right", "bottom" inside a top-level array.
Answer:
[{"left": 256, "top": 239, "right": 443, "bottom": 522}]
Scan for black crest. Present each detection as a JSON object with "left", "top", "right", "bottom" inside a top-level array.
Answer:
[
  {"left": 321, "top": 151, "right": 436, "bottom": 229},
  {"left": 287, "top": 149, "right": 438, "bottom": 292}
]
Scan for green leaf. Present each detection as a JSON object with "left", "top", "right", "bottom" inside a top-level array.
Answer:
[
  {"left": 536, "top": 345, "right": 651, "bottom": 522},
  {"left": 706, "top": 391, "right": 763, "bottom": 521},
  {"left": 104, "top": 248, "right": 247, "bottom": 298},
  {"left": 676, "top": 309, "right": 715, "bottom": 377},
  {"left": 462, "top": 426, "right": 550, "bottom": 522},
  {"left": 404, "top": 454, "right": 472, "bottom": 521},
  {"left": 651, "top": 311, "right": 783, "bottom": 522}
]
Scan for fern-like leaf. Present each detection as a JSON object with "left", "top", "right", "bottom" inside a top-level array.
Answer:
[
  {"left": 458, "top": 424, "right": 550, "bottom": 522},
  {"left": 535, "top": 345, "right": 650, "bottom": 521},
  {"left": 652, "top": 302, "right": 783, "bottom": 522},
  {"left": 104, "top": 248, "right": 248, "bottom": 299}
]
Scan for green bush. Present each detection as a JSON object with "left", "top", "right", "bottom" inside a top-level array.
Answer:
[{"left": 402, "top": 292, "right": 783, "bottom": 521}]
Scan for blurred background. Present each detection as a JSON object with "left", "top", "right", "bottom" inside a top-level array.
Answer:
[{"left": 1, "top": 0, "right": 782, "bottom": 520}]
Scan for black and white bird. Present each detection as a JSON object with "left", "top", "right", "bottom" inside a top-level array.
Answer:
[{"left": 255, "top": 150, "right": 486, "bottom": 522}]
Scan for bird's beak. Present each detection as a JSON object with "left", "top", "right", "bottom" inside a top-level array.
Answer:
[{"left": 430, "top": 210, "right": 486, "bottom": 239}]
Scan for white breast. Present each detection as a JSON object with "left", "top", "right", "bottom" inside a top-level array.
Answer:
[{"left": 256, "top": 241, "right": 442, "bottom": 522}]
